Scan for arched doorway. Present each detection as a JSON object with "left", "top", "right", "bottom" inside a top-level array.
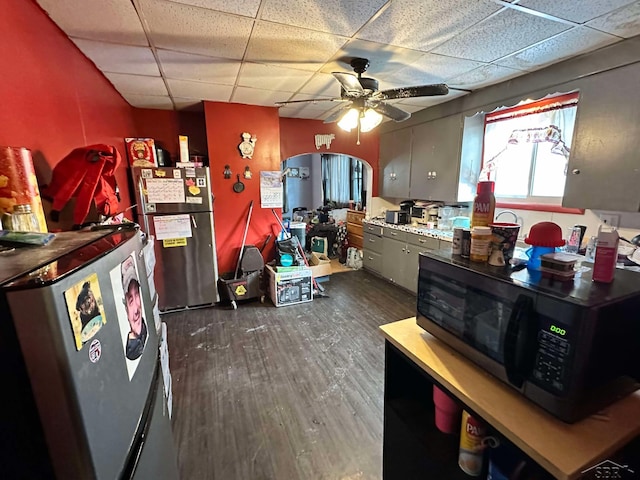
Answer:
[{"left": 281, "top": 153, "right": 373, "bottom": 219}]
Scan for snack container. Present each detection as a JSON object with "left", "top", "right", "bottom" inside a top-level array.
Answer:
[{"left": 539, "top": 252, "right": 578, "bottom": 272}]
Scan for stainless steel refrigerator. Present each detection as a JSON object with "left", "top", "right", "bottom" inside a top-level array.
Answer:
[
  {"left": 0, "top": 228, "right": 179, "bottom": 479},
  {"left": 132, "top": 166, "right": 219, "bottom": 311}
]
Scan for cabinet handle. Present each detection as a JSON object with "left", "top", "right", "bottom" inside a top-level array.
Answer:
[
  {"left": 369, "top": 238, "right": 375, "bottom": 242},
  {"left": 401, "top": 247, "right": 405, "bottom": 252},
  {"left": 391, "top": 232, "right": 398, "bottom": 236},
  {"left": 419, "top": 239, "right": 426, "bottom": 244},
  {"left": 406, "top": 249, "right": 411, "bottom": 254},
  {"left": 572, "top": 168, "right": 581, "bottom": 175},
  {"left": 368, "top": 256, "right": 373, "bottom": 260}
]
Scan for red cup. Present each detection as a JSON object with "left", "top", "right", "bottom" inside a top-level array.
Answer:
[{"left": 433, "top": 386, "right": 462, "bottom": 434}]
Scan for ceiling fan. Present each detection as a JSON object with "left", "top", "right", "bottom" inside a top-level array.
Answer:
[{"left": 276, "top": 57, "right": 450, "bottom": 137}]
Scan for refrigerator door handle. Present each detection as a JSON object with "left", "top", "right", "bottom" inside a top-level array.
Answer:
[{"left": 191, "top": 215, "right": 198, "bottom": 229}]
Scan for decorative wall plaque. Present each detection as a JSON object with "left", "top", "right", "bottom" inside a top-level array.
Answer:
[{"left": 238, "top": 132, "right": 257, "bottom": 159}]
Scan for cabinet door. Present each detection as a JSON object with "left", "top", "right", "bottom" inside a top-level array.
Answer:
[
  {"left": 410, "top": 114, "right": 463, "bottom": 202},
  {"left": 564, "top": 62, "right": 640, "bottom": 211},
  {"left": 400, "top": 242, "right": 421, "bottom": 293},
  {"left": 380, "top": 129, "right": 412, "bottom": 198},
  {"left": 382, "top": 237, "right": 406, "bottom": 284}
]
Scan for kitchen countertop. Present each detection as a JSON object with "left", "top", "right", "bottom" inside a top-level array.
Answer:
[{"left": 363, "top": 218, "right": 453, "bottom": 242}]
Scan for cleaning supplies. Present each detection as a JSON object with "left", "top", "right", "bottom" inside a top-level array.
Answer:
[{"left": 471, "top": 181, "right": 496, "bottom": 228}]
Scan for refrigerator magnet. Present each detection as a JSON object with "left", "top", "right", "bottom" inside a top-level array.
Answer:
[
  {"left": 88, "top": 339, "right": 102, "bottom": 363},
  {"left": 196, "top": 177, "right": 206, "bottom": 187},
  {"left": 110, "top": 253, "right": 148, "bottom": 380},
  {"left": 63, "top": 273, "right": 107, "bottom": 351}
]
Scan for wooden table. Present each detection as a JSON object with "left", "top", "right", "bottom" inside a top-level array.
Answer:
[{"left": 380, "top": 318, "right": 640, "bottom": 480}]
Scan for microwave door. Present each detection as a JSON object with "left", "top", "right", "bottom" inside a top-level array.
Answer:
[{"left": 503, "top": 295, "right": 539, "bottom": 388}]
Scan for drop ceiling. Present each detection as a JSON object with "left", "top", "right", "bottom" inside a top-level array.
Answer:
[{"left": 36, "top": 0, "right": 640, "bottom": 122}]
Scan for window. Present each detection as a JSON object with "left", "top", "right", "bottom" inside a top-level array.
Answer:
[
  {"left": 321, "top": 154, "right": 364, "bottom": 206},
  {"left": 481, "top": 92, "right": 579, "bottom": 206}
]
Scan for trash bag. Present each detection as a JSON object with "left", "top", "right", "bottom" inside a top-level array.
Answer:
[{"left": 276, "top": 236, "right": 305, "bottom": 266}]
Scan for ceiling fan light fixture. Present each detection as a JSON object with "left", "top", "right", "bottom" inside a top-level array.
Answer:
[
  {"left": 337, "top": 108, "right": 359, "bottom": 132},
  {"left": 360, "top": 108, "right": 382, "bottom": 132}
]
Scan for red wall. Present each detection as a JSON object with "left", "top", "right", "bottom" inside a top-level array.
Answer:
[
  {"left": 0, "top": 0, "right": 137, "bottom": 223},
  {"left": 132, "top": 109, "right": 208, "bottom": 162},
  {"left": 204, "top": 102, "right": 282, "bottom": 274},
  {"left": 279, "top": 117, "right": 379, "bottom": 196}
]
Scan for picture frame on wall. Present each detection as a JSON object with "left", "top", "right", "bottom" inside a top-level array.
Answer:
[{"left": 288, "top": 167, "right": 300, "bottom": 178}]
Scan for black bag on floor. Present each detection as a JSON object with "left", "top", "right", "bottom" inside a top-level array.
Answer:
[{"left": 276, "top": 236, "right": 305, "bottom": 266}]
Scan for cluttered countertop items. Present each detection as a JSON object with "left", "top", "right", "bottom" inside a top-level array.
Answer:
[{"left": 364, "top": 217, "right": 454, "bottom": 241}]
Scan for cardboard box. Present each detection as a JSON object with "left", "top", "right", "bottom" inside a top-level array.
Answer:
[
  {"left": 309, "top": 262, "right": 332, "bottom": 279},
  {"left": 266, "top": 264, "right": 313, "bottom": 307},
  {"left": 309, "top": 252, "right": 331, "bottom": 265}
]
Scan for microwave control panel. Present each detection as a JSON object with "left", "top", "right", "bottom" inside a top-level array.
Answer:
[{"left": 531, "top": 327, "right": 572, "bottom": 393}]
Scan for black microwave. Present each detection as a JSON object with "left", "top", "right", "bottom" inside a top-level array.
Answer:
[{"left": 416, "top": 251, "right": 640, "bottom": 423}]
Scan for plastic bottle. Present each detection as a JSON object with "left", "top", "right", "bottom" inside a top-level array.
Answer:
[
  {"left": 592, "top": 225, "right": 619, "bottom": 283},
  {"left": 470, "top": 226, "right": 492, "bottom": 262},
  {"left": 471, "top": 181, "right": 496, "bottom": 228}
]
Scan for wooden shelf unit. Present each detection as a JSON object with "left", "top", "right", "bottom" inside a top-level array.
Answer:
[
  {"left": 346, "top": 209, "right": 365, "bottom": 249},
  {"left": 380, "top": 318, "right": 640, "bottom": 480}
]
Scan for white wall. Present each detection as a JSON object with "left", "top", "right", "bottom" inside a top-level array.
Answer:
[{"left": 496, "top": 207, "right": 640, "bottom": 246}]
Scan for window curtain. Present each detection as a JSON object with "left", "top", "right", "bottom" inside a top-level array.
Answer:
[
  {"left": 482, "top": 92, "right": 579, "bottom": 179},
  {"left": 322, "top": 154, "right": 352, "bottom": 205}
]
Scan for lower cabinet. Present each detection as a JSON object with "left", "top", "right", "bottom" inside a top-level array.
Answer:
[
  {"left": 382, "top": 231, "right": 440, "bottom": 294},
  {"left": 363, "top": 229, "right": 383, "bottom": 274}
]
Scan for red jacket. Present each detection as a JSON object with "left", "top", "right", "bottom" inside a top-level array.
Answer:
[{"left": 43, "top": 145, "right": 121, "bottom": 225}]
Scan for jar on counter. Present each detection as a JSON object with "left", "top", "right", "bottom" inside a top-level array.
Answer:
[
  {"left": 2, "top": 204, "right": 40, "bottom": 232},
  {"left": 470, "top": 226, "right": 492, "bottom": 262}
]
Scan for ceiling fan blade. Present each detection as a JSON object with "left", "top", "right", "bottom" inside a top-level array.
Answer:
[
  {"left": 375, "top": 84, "right": 449, "bottom": 101},
  {"left": 323, "top": 104, "right": 352, "bottom": 124},
  {"left": 369, "top": 101, "right": 411, "bottom": 122},
  {"left": 275, "top": 97, "right": 344, "bottom": 106},
  {"left": 332, "top": 72, "right": 365, "bottom": 97}
]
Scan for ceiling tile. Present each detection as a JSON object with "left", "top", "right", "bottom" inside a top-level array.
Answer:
[
  {"left": 103, "top": 73, "right": 168, "bottom": 96},
  {"left": 586, "top": 2, "right": 640, "bottom": 38},
  {"left": 121, "top": 94, "right": 174, "bottom": 109},
  {"left": 232, "top": 86, "right": 294, "bottom": 106},
  {"left": 517, "top": 0, "right": 636, "bottom": 24},
  {"left": 386, "top": 53, "right": 487, "bottom": 86},
  {"left": 432, "top": 8, "right": 571, "bottom": 63},
  {"left": 495, "top": 27, "right": 619, "bottom": 71},
  {"left": 356, "top": 0, "right": 502, "bottom": 52},
  {"left": 167, "top": 0, "right": 261, "bottom": 18},
  {"left": 157, "top": 50, "right": 241, "bottom": 84},
  {"left": 71, "top": 39, "right": 160, "bottom": 76},
  {"left": 298, "top": 72, "right": 341, "bottom": 97},
  {"left": 320, "top": 39, "right": 426, "bottom": 79},
  {"left": 172, "top": 97, "right": 204, "bottom": 111},
  {"left": 138, "top": 0, "right": 254, "bottom": 59},
  {"left": 237, "top": 63, "right": 315, "bottom": 92},
  {"left": 245, "top": 22, "right": 349, "bottom": 71},
  {"left": 167, "top": 79, "right": 234, "bottom": 101},
  {"left": 446, "top": 64, "right": 524, "bottom": 89},
  {"left": 36, "top": 0, "right": 148, "bottom": 46},
  {"left": 260, "top": 0, "right": 387, "bottom": 37}
]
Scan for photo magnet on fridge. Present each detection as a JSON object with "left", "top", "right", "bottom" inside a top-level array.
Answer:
[
  {"left": 109, "top": 254, "right": 148, "bottom": 380},
  {"left": 63, "top": 273, "right": 107, "bottom": 351}
]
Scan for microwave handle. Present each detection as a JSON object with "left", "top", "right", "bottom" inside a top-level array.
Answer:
[{"left": 504, "top": 295, "right": 537, "bottom": 388}]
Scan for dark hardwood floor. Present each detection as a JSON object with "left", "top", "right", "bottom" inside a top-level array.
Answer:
[{"left": 163, "top": 269, "right": 416, "bottom": 480}]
